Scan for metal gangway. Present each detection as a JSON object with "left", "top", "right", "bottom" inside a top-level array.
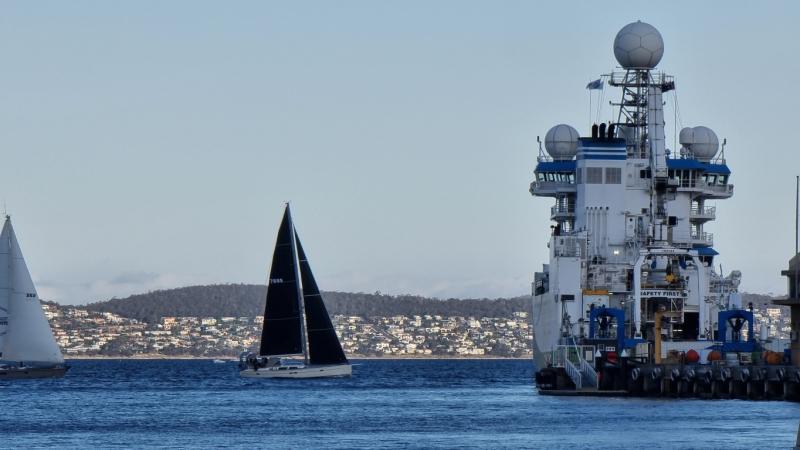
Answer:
[{"left": 552, "top": 344, "right": 597, "bottom": 389}]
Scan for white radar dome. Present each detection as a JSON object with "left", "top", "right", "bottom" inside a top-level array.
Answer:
[
  {"left": 678, "top": 126, "right": 719, "bottom": 162},
  {"left": 544, "top": 124, "right": 579, "bottom": 160},
  {"left": 613, "top": 21, "right": 664, "bottom": 69}
]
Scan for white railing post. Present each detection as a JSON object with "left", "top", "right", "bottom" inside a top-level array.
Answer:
[
  {"left": 564, "top": 358, "right": 582, "bottom": 389},
  {"left": 555, "top": 344, "right": 599, "bottom": 389},
  {"left": 580, "top": 358, "right": 598, "bottom": 387}
]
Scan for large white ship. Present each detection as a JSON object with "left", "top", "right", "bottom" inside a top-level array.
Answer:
[{"left": 528, "top": 22, "right": 798, "bottom": 399}]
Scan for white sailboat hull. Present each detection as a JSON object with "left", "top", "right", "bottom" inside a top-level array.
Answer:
[
  {"left": 0, "top": 217, "right": 67, "bottom": 374},
  {"left": 240, "top": 363, "right": 352, "bottom": 379},
  {"left": 0, "top": 364, "right": 69, "bottom": 379}
]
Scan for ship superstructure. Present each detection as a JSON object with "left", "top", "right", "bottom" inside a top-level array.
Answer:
[{"left": 528, "top": 22, "right": 767, "bottom": 396}]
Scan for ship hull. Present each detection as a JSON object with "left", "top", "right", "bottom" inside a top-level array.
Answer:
[
  {"left": 531, "top": 291, "right": 560, "bottom": 373},
  {"left": 0, "top": 364, "right": 69, "bottom": 379},
  {"left": 240, "top": 363, "right": 352, "bottom": 379}
]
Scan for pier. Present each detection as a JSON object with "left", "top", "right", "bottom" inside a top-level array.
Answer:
[{"left": 537, "top": 252, "right": 800, "bottom": 402}]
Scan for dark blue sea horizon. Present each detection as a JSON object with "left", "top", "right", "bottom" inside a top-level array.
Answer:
[{"left": 1, "top": 359, "right": 798, "bottom": 449}]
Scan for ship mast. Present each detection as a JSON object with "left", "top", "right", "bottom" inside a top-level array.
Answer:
[{"left": 609, "top": 68, "right": 673, "bottom": 242}]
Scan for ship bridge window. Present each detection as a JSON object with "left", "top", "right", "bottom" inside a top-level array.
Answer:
[
  {"left": 701, "top": 173, "right": 727, "bottom": 186},
  {"left": 535, "top": 172, "right": 575, "bottom": 183},
  {"left": 669, "top": 169, "right": 696, "bottom": 188}
]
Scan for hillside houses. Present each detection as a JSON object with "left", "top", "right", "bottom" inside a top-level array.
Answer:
[{"left": 42, "top": 304, "right": 534, "bottom": 358}]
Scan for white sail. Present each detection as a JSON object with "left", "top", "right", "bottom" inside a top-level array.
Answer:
[
  {"left": 1, "top": 218, "right": 64, "bottom": 363},
  {"left": 0, "top": 223, "right": 9, "bottom": 354}
]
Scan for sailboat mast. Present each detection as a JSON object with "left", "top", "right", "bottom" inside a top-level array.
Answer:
[{"left": 289, "top": 219, "right": 310, "bottom": 365}]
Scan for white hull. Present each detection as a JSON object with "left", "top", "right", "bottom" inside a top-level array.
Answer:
[
  {"left": 0, "top": 364, "right": 69, "bottom": 379},
  {"left": 240, "top": 363, "right": 351, "bottom": 379}
]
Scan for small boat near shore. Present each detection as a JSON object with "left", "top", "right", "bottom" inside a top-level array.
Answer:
[
  {"left": 0, "top": 216, "right": 69, "bottom": 379},
  {"left": 239, "top": 204, "right": 351, "bottom": 379}
]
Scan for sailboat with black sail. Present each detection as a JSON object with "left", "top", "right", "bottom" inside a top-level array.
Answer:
[
  {"left": 0, "top": 216, "right": 69, "bottom": 378},
  {"left": 239, "top": 205, "right": 351, "bottom": 378}
]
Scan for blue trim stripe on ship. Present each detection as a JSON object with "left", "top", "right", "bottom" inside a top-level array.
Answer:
[
  {"left": 579, "top": 155, "right": 626, "bottom": 160},
  {"left": 666, "top": 159, "right": 731, "bottom": 174},
  {"left": 536, "top": 157, "right": 731, "bottom": 170},
  {"left": 692, "top": 247, "right": 719, "bottom": 255},
  {"left": 577, "top": 140, "right": 626, "bottom": 161},
  {"left": 535, "top": 161, "right": 576, "bottom": 172}
]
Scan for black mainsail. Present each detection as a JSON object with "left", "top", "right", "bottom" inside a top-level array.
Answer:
[
  {"left": 295, "top": 232, "right": 349, "bottom": 366},
  {"left": 259, "top": 205, "right": 304, "bottom": 358}
]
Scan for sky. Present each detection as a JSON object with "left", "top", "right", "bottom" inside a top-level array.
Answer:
[{"left": 0, "top": 1, "right": 798, "bottom": 305}]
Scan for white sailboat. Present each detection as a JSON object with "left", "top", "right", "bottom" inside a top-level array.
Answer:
[
  {"left": 0, "top": 216, "right": 69, "bottom": 378},
  {"left": 240, "top": 205, "right": 351, "bottom": 378}
]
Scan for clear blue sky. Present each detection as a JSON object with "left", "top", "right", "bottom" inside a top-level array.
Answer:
[{"left": 0, "top": 1, "right": 797, "bottom": 304}]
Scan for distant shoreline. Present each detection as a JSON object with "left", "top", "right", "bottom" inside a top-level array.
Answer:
[{"left": 64, "top": 355, "right": 529, "bottom": 361}]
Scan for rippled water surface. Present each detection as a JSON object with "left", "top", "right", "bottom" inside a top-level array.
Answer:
[{"left": 1, "top": 359, "right": 798, "bottom": 449}]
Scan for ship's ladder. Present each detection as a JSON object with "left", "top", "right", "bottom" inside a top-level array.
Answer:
[{"left": 556, "top": 343, "right": 598, "bottom": 390}]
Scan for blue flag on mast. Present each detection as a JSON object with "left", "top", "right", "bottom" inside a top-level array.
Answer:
[{"left": 586, "top": 79, "right": 603, "bottom": 90}]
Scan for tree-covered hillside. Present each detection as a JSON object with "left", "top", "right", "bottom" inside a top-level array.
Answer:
[
  {"left": 73, "top": 284, "right": 532, "bottom": 323},
  {"left": 78, "top": 284, "right": 267, "bottom": 324}
]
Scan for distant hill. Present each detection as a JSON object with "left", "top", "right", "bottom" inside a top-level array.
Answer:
[
  {"left": 742, "top": 292, "right": 788, "bottom": 313},
  {"left": 72, "top": 284, "right": 532, "bottom": 324}
]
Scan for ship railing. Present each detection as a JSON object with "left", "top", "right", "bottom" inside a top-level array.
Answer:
[
  {"left": 567, "top": 342, "right": 597, "bottom": 389},
  {"left": 690, "top": 206, "right": 716, "bottom": 218},
  {"left": 578, "top": 357, "right": 598, "bottom": 388},
  {"left": 530, "top": 181, "right": 577, "bottom": 192},
  {"left": 550, "top": 205, "right": 575, "bottom": 215},
  {"left": 553, "top": 345, "right": 596, "bottom": 368},
  {"left": 563, "top": 358, "right": 582, "bottom": 389},
  {"left": 690, "top": 232, "right": 714, "bottom": 246},
  {"left": 553, "top": 344, "right": 597, "bottom": 389},
  {"left": 698, "top": 181, "right": 734, "bottom": 195},
  {"left": 609, "top": 71, "right": 670, "bottom": 86},
  {"left": 554, "top": 246, "right": 581, "bottom": 258}
]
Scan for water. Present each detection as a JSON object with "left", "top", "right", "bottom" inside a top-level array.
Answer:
[{"left": 0, "top": 359, "right": 798, "bottom": 449}]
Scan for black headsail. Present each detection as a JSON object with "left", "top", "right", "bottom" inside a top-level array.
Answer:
[
  {"left": 259, "top": 205, "right": 304, "bottom": 358},
  {"left": 295, "top": 231, "right": 349, "bottom": 366}
]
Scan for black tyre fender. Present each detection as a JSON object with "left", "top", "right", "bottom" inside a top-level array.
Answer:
[{"left": 740, "top": 368, "right": 750, "bottom": 382}]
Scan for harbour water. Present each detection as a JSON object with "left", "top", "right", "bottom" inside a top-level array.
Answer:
[{"left": 1, "top": 359, "right": 798, "bottom": 449}]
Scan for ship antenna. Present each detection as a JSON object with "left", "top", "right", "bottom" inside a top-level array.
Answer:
[
  {"left": 795, "top": 175, "right": 798, "bottom": 255},
  {"left": 536, "top": 136, "right": 546, "bottom": 161}
]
